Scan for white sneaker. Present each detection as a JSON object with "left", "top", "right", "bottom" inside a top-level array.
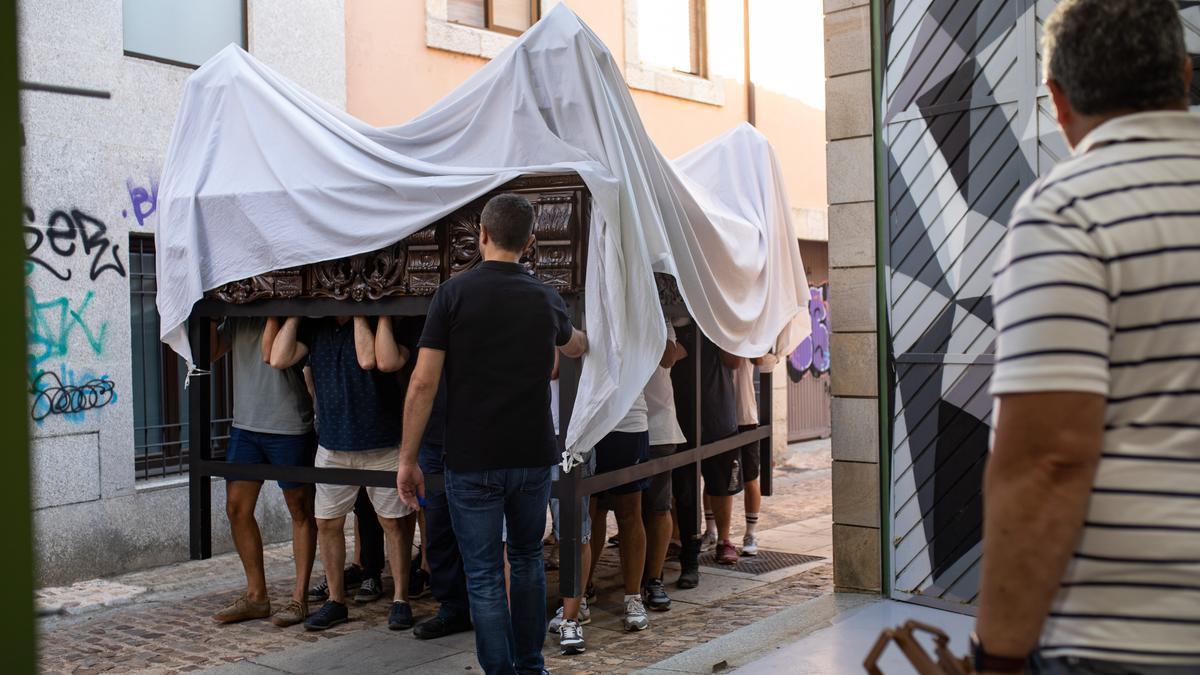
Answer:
[
  {"left": 699, "top": 530, "right": 718, "bottom": 552},
  {"left": 741, "top": 534, "right": 760, "bottom": 556},
  {"left": 559, "top": 619, "right": 585, "bottom": 655},
  {"left": 547, "top": 599, "right": 590, "bottom": 633},
  {"left": 622, "top": 596, "right": 650, "bottom": 632}
]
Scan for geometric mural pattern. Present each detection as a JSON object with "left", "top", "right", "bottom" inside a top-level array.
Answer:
[{"left": 881, "top": 0, "right": 1200, "bottom": 609}]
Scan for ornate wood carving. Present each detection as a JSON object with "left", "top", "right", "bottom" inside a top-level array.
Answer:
[
  {"left": 206, "top": 173, "right": 590, "bottom": 305},
  {"left": 656, "top": 273, "right": 684, "bottom": 306}
]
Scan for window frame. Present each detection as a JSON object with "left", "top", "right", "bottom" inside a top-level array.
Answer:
[
  {"left": 129, "top": 233, "right": 233, "bottom": 480},
  {"left": 482, "top": 0, "right": 541, "bottom": 37},
  {"left": 624, "top": 0, "right": 723, "bottom": 106},
  {"left": 122, "top": 0, "right": 249, "bottom": 70}
]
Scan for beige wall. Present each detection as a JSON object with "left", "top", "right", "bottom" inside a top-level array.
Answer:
[
  {"left": 344, "top": 0, "right": 826, "bottom": 214},
  {"left": 824, "top": 0, "right": 882, "bottom": 594}
]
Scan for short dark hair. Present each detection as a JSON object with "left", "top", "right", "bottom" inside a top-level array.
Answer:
[
  {"left": 1044, "top": 0, "right": 1189, "bottom": 116},
  {"left": 480, "top": 193, "right": 535, "bottom": 253}
]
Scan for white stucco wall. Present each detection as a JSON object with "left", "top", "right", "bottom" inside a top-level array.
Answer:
[{"left": 21, "top": 0, "right": 345, "bottom": 585}]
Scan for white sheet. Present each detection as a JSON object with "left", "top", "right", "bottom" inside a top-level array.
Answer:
[{"left": 156, "top": 4, "right": 809, "bottom": 469}]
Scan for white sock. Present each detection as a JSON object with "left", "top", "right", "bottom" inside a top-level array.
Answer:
[
  {"left": 625, "top": 593, "right": 641, "bottom": 605},
  {"left": 704, "top": 512, "right": 716, "bottom": 536},
  {"left": 745, "top": 512, "right": 759, "bottom": 537}
]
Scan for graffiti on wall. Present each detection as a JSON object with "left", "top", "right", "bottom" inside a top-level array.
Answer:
[
  {"left": 29, "top": 368, "right": 117, "bottom": 423},
  {"left": 788, "top": 284, "right": 830, "bottom": 382},
  {"left": 124, "top": 176, "right": 158, "bottom": 227},
  {"left": 24, "top": 206, "right": 126, "bottom": 281},
  {"left": 23, "top": 194, "right": 125, "bottom": 425},
  {"left": 25, "top": 285, "right": 116, "bottom": 423}
]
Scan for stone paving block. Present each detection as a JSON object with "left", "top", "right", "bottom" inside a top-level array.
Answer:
[{"left": 250, "top": 629, "right": 460, "bottom": 672}]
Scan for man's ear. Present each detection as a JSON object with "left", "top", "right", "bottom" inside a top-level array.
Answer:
[
  {"left": 480, "top": 223, "right": 491, "bottom": 247},
  {"left": 1183, "top": 56, "right": 1194, "bottom": 102},
  {"left": 526, "top": 233, "right": 536, "bottom": 252},
  {"left": 1047, "top": 79, "right": 1072, "bottom": 131}
]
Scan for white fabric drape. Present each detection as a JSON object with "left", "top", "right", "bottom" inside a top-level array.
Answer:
[{"left": 156, "top": 4, "right": 809, "bottom": 469}]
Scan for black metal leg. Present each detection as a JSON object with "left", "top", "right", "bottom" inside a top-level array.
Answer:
[
  {"left": 188, "top": 316, "right": 213, "bottom": 560},
  {"left": 759, "top": 368, "right": 773, "bottom": 497},
  {"left": 556, "top": 298, "right": 585, "bottom": 598},
  {"left": 557, "top": 470, "right": 583, "bottom": 598}
]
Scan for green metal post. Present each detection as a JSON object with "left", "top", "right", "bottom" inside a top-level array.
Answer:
[{"left": 870, "top": 0, "right": 893, "bottom": 596}]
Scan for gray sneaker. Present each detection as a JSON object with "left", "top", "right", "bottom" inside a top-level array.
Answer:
[
  {"left": 622, "top": 596, "right": 649, "bottom": 631},
  {"left": 559, "top": 619, "right": 585, "bottom": 655},
  {"left": 355, "top": 577, "right": 383, "bottom": 603},
  {"left": 547, "top": 599, "right": 590, "bottom": 633}
]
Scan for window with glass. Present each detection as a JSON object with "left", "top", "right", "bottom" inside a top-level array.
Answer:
[
  {"left": 123, "top": 0, "right": 247, "bottom": 68},
  {"left": 448, "top": 0, "right": 540, "bottom": 36},
  {"left": 129, "top": 234, "right": 233, "bottom": 479},
  {"left": 637, "top": 0, "right": 707, "bottom": 77}
]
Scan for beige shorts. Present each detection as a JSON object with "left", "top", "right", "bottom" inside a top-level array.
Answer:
[{"left": 313, "top": 446, "right": 413, "bottom": 520}]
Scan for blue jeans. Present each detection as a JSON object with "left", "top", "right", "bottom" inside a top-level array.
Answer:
[
  {"left": 446, "top": 466, "right": 552, "bottom": 675},
  {"left": 418, "top": 443, "right": 470, "bottom": 620}
]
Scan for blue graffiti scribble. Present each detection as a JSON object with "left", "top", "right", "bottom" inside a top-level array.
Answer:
[{"left": 25, "top": 286, "right": 109, "bottom": 377}]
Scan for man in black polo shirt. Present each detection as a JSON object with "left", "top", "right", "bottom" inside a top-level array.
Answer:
[{"left": 397, "top": 193, "right": 587, "bottom": 675}]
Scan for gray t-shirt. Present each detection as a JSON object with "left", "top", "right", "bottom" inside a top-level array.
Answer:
[{"left": 226, "top": 317, "right": 313, "bottom": 435}]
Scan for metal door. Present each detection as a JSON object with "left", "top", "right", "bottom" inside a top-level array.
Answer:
[{"left": 879, "top": 0, "right": 1200, "bottom": 611}]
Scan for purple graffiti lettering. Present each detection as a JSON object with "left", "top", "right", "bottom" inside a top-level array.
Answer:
[
  {"left": 125, "top": 177, "right": 158, "bottom": 227},
  {"left": 789, "top": 284, "right": 831, "bottom": 382}
]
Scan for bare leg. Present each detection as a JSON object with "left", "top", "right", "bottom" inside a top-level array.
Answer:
[
  {"left": 644, "top": 510, "right": 673, "bottom": 581},
  {"left": 712, "top": 495, "right": 734, "bottom": 542},
  {"left": 282, "top": 485, "right": 317, "bottom": 603},
  {"left": 227, "top": 480, "right": 267, "bottom": 602},
  {"left": 353, "top": 516, "right": 363, "bottom": 568},
  {"left": 613, "top": 492, "right": 647, "bottom": 595},
  {"left": 378, "top": 513, "right": 415, "bottom": 602},
  {"left": 743, "top": 479, "right": 762, "bottom": 538},
  {"left": 561, "top": 540, "right": 592, "bottom": 621},
  {"left": 588, "top": 500, "right": 606, "bottom": 583},
  {"left": 417, "top": 510, "right": 431, "bottom": 574},
  {"left": 316, "top": 516, "right": 348, "bottom": 603},
  {"left": 503, "top": 544, "right": 512, "bottom": 603}
]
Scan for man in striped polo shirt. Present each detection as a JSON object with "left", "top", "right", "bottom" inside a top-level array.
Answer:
[{"left": 975, "top": 1, "right": 1199, "bottom": 673}]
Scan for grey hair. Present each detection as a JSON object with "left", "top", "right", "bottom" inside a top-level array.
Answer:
[{"left": 1043, "top": 0, "right": 1189, "bottom": 115}]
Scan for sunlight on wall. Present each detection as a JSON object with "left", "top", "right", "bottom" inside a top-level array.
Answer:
[{"left": 751, "top": 0, "right": 826, "bottom": 110}]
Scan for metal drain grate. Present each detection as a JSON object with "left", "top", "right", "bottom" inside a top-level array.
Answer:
[{"left": 697, "top": 549, "right": 824, "bottom": 575}]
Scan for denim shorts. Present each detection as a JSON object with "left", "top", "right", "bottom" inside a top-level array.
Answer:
[{"left": 226, "top": 427, "right": 316, "bottom": 490}]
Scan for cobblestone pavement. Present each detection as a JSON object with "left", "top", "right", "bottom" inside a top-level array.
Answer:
[{"left": 38, "top": 440, "right": 832, "bottom": 674}]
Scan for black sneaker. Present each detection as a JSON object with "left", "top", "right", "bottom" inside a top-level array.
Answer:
[
  {"left": 413, "top": 613, "right": 473, "bottom": 640},
  {"left": 677, "top": 566, "right": 699, "bottom": 590},
  {"left": 355, "top": 577, "right": 384, "bottom": 603},
  {"left": 307, "top": 564, "right": 364, "bottom": 602},
  {"left": 303, "top": 600, "right": 348, "bottom": 631},
  {"left": 408, "top": 568, "right": 430, "bottom": 599},
  {"left": 388, "top": 601, "right": 414, "bottom": 630},
  {"left": 643, "top": 578, "right": 672, "bottom": 611}
]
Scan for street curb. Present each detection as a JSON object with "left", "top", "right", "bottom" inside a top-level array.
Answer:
[{"left": 636, "top": 591, "right": 879, "bottom": 674}]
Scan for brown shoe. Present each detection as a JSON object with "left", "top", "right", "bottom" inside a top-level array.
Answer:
[
  {"left": 270, "top": 599, "right": 308, "bottom": 627},
  {"left": 212, "top": 594, "right": 271, "bottom": 623}
]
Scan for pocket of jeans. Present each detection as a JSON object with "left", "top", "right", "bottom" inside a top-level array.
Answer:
[
  {"left": 448, "top": 470, "right": 498, "bottom": 500},
  {"left": 519, "top": 467, "right": 552, "bottom": 495}
]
